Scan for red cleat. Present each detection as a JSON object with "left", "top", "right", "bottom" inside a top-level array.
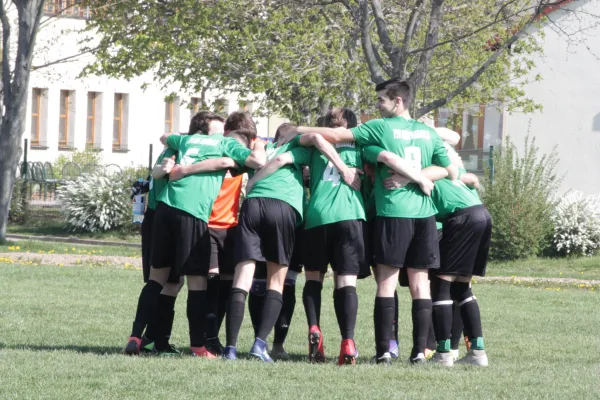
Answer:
[
  {"left": 308, "top": 325, "right": 325, "bottom": 363},
  {"left": 190, "top": 346, "right": 218, "bottom": 359},
  {"left": 338, "top": 339, "right": 357, "bottom": 366},
  {"left": 124, "top": 336, "right": 142, "bottom": 356}
]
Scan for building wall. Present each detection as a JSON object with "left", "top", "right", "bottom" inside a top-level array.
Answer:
[
  {"left": 23, "top": 11, "right": 287, "bottom": 168},
  {"left": 504, "top": 0, "right": 600, "bottom": 194}
]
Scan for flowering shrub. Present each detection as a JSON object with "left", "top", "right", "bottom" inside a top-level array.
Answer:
[
  {"left": 551, "top": 191, "right": 600, "bottom": 257},
  {"left": 57, "top": 173, "right": 131, "bottom": 232}
]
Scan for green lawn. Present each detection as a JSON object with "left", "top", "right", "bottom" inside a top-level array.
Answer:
[
  {"left": 1, "top": 240, "right": 140, "bottom": 258},
  {"left": 488, "top": 256, "right": 600, "bottom": 280},
  {"left": 7, "top": 219, "right": 140, "bottom": 243},
  {"left": 0, "top": 262, "right": 598, "bottom": 399}
]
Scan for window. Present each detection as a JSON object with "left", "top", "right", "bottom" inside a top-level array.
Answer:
[
  {"left": 31, "top": 89, "right": 42, "bottom": 145},
  {"left": 86, "top": 92, "right": 102, "bottom": 150},
  {"left": 43, "top": 1, "right": 90, "bottom": 18},
  {"left": 164, "top": 97, "right": 180, "bottom": 133},
  {"left": 58, "top": 90, "right": 75, "bottom": 150},
  {"left": 238, "top": 100, "right": 252, "bottom": 113},
  {"left": 214, "top": 99, "right": 227, "bottom": 114},
  {"left": 113, "top": 93, "right": 124, "bottom": 150}
]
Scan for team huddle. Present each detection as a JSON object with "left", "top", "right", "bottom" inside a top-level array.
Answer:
[{"left": 125, "top": 78, "right": 491, "bottom": 367}]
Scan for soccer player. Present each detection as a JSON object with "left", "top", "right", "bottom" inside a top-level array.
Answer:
[
  {"left": 169, "top": 112, "right": 259, "bottom": 356},
  {"left": 297, "top": 78, "right": 457, "bottom": 364},
  {"left": 124, "top": 122, "right": 266, "bottom": 357},
  {"left": 223, "top": 122, "right": 361, "bottom": 362},
  {"left": 137, "top": 111, "right": 231, "bottom": 355}
]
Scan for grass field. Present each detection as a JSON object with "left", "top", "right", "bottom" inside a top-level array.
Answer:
[
  {"left": 0, "top": 261, "right": 598, "bottom": 400},
  {"left": 7, "top": 219, "right": 140, "bottom": 243},
  {"left": 1, "top": 240, "right": 140, "bottom": 258},
  {"left": 487, "top": 256, "right": 600, "bottom": 280}
]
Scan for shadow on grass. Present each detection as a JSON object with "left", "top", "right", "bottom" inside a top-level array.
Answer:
[{"left": 0, "top": 343, "right": 124, "bottom": 355}]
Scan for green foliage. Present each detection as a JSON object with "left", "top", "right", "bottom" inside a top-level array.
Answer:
[
  {"left": 482, "top": 135, "right": 561, "bottom": 260},
  {"left": 8, "top": 179, "right": 26, "bottom": 223},
  {"left": 53, "top": 149, "right": 103, "bottom": 174},
  {"left": 82, "top": 0, "right": 549, "bottom": 121}
]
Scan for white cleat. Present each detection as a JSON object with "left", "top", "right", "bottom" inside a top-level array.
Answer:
[
  {"left": 432, "top": 351, "right": 454, "bottom": 367},
  {"left": 450, "top": 349, "right": 459, "bottom": 362},
  {"left": 456, "top": 349, "right": 488, "bottom": 366}
]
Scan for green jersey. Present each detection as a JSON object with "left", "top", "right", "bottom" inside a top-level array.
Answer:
[
  {"left": 362, "top": 162, "right": 377, "bottom": 221},
  {"left": 148, "top": 148, "right": 177, "bottom": 211},
  {"left": 158, "top": 133, "right": 251, "bottom": 222},
  {"left": 246, "top": 137, "right": 311, "bottom": 220},
  {"left": 304, "top": 141, "right": 366, "bottom": 229},
  {"left": 432, "top": 168, "right": 482, "bottom": 221},
  {"left": 352, "top": 117, "right": 451, "bottom": 218}
]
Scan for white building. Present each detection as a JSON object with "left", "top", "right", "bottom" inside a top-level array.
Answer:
[{"left": 23, "top": 2, "right": 287, "bottom": 170}]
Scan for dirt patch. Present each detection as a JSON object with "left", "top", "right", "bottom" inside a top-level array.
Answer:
[{"left": 0, "top": 252, "right": 141, "bottom": 268}]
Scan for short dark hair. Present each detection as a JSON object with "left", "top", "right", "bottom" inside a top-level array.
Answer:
[
  {"left": 225, "top": 129, "right": 252, "bottom": 148},
  {"left": 274, "top": 122, "right": 297, "bottom": 143},
  {"left": 224, "top": 112, "right": 257, "bottom": 138},
  {"left": 316, "top": 115, "right": 326, "bottom": 127},
  {"left": 375, "top": 78, "right": 414, "bottom": 109},
  {"left": 188, "top": 111, "right": 225, "bottom": 135},
  {"left": 324, "top": 107, "right": 358, "bottom": 129}
]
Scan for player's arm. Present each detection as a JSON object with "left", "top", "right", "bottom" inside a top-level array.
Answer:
[
  {"left": 299, "top": 133, "right": 361, "bottom": 190},
  {"left": 384, "top": 165, "right": 448, "bottom": 191},
  {"left": 296, "top": 126, "right": 355, "bottom": 144},
  {"left": 151, "top": 155, "right": 175, "bottom": 179},
  {"left": 435, "top": 127, "right": 461, "bottom": 146},
  {"left": 168, "top": 158, "right": 238, "bottom": 182},
  {"left": 245, "top": 152, "right": 293, "bottom": 194},
  {"left": 243, "top": 139, "right": 267, "bottom": 170},
  {"left": 376, "top": 151, "right": 434, "bottom": 196},
  {"left": 461, "top": 172, "right": 480, "bottom": 189}
]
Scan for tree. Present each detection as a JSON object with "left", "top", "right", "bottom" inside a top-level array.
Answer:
[
  {"left": 0, "top": 0, "right": 45, "bottom": 243},
  {"left": 83, "top": 0, "right": 595, "bottom": 122}
]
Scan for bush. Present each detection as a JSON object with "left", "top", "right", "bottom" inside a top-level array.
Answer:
[
  {"left": 8, "top": 179, "right": 26, "bottom": 223},
  {"left": 482, "top": 135, "right": 561, "bottom": 260},
  {"left": 53, "top": 149, "right": 103, "bottom": 175},
  {"left": 551, "top": 191, "right": 600, "bottom": 257},
  {"left": 57, "top": 173, "right": 131, "bottom": 232}
]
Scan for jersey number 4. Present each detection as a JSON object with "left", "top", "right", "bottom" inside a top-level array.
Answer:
[{"left": 323, "top": 161, "right": 341, "bottom": 186}]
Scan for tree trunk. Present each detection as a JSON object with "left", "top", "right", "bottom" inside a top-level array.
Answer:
[{"left": 0, "top": 126, "right": 22, "bottom": 243}]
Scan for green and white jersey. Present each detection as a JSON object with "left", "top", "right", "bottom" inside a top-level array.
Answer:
[
  {"left": 304, "top": 141, "right": 366, "bottom": 229},
  {"left": 148, "top": 147, "right": 176, "bottom": 211},
  {"left": 432, "top": 167, "right": 482, "bottom": 221},
  {"left": 158, "top": 133, "right": 251, "bottom": 222},
  {"left": 352, "top": 116, "right": 451, "bottom": 218},
  {"left": 246, "top": 137, "right": 312, "bottom": 220}
]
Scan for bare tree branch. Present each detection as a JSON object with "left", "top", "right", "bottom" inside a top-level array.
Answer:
[
  {"left": 31, "top": 45, "right": 100, "bottom": 70},
  {"left": 396, "top": 0, "right": 425, "bottom": 78},
  {"left": 370, "top": 0, "right": 398, "bottom": 65},
  {"left": 415, "top": 14, "right": 539, "bottom": 118},
  {"left": 409, "top": 0, "right": 444, "bottom": 89},
  {"left": 358, "top": 0, "right": 385, "bottom": 83}
]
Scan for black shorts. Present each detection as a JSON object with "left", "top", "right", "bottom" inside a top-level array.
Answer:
[
  {"left": 209, "top": 226, "right": 236, "bottom": 275},
  {"left": 151, "top": 202, "right": 211, "bottom": 277},
  {"left": 435, "top": 205, "right": 492, "bottom": 277},
  {"left": 358, "top": 219, "right": 374, "bottom": 279},
  {"left": 234, "top": 197, "right": 297, "bottom": 266},
  {"left": 289, "top": 227, "right": 305, "bottom": 273},
  {"left": 304, "top": 220, "right": 365, "bottom": 276},
  {"left": 374, "top": 216, "right": 440, "bottom": 269},
  {"left": 141, "top": 208, "right": 155, "bottom": 282}
]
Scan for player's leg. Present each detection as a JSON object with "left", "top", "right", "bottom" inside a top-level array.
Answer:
[
  {"left": 125, "top": 204, "right": 173, "bottom": 355},
  {"left": 203, "top": 228, "right": 226, "bottom": 355},
  {"left": 146, "top": 276, "right": 184, "bottom": 355},
  {"left": 249, "top": 263, "right": 267, "bottom": 337},
  {"left": 430, "top": 274, "right": 455, "bottom": 366},
  {"left": 272, "top": 268, "right": 299, "bottom": 360},
  {"left": 223, "top": 198, "right": 262, "bottom": 360},
  {"left": 450, "top": 301, "right": 465, "bottom": 360},
  {"left": 214, "top": 226, "right": 237, "bottom": 341}
]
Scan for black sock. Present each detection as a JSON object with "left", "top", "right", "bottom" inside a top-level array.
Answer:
[
  {"left": 450, "top": 302, "right": 463, "bottom": 350},
  {"left": 303, "top": 280, "right": 322, "bottom": 327},
  {"left": 451, "top": 283, "right": 483, "bottom": 346},
  {"left": 131, "top": 280, "right": 163, "bottom": 338},
  {"left": 411, "top": 299, "right": 432, "bottom": 357},
  {"left": 225, "top": 288, "right": 247, "bottom": 347},
  {"left": 248, "top": 290, "right": 264, "bottom": 338},
  {"left": 431, "top": 277, "right": 453, "bottom": 352},
  {"left": 205, "top": 274, "right": 220, "bottom": 339},
  {"left": 427, "top": 319, "right": 437, "bottom": 350},
  {"left": 217, "top": 279, "right": 233, "bottom": 333},
  {"left": 333, "top": 289, "right": 344, "bottom": 337},
  {"left": 154, "top": 294, "right": 177, "bottom": 351},
  {"left": 274, "top": 284, "right": 296, "bottom": 344},
  {"left": 257, "top": 290, "right": 284, "bottom": 341},
  {"left": 338, "top": 286, "right": 358, "bottom": 340},
  {"left": 393, "top": 290, "right": 399, "bottom": 342},
  {"left": 187, "top": 290, "right": 207, "bottom": 348},
  {"left": 374, "top": 296, "right": 395, "bottom": 357}
]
